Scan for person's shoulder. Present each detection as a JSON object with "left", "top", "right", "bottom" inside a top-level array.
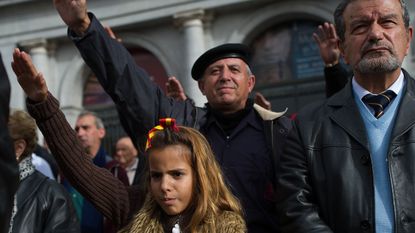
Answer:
[
  {"left": 216, "top": 211, "right": 246, "bottom": 233},
  {"left": 300, "top": 83, "right": 353, "bottom": 122},
  {"left": 294, "top": 98, "right": 334, "bottom": 124},
  {"left": 39, "top": 175, "right": 72, "bottom": 199}
]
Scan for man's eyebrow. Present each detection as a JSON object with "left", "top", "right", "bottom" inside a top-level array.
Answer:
[
  {"left": 228, "top": 64, "right": 241, "bottom": 68},
  {"left": 382, "top": 13, "right": 400, "bottom": 19},
  {"left": 207, "top": 64, "right": 223, "bottom": 70},
  {"left": 350, "top": 13, "right": 400, "bottom": 25}
]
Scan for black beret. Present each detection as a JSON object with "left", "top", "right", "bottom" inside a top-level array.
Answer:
[{"left": 191, "top": 43, "right": 251, "bottom": 80}]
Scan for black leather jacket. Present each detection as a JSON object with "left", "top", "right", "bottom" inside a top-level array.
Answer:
[
  {"left": 11, "top": 171, "right": 80, "bottom": 233},
  {"left": 277, "top": 70, "right": 415, "bottom": 233},
  {"left": 0, "top": 52, "right": 19, "bottom": 233}
]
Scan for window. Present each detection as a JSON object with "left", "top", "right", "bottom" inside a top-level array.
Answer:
[{"left": 250, "top": 20, "right": 324, "bottom": 87}]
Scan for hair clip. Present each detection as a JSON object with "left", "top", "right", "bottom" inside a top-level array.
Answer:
[{"left": 145, "top": 118, "right": 179, "bottom": 151}]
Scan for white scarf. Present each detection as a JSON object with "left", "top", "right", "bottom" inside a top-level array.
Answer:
[{"left": 8, "top": 156, "right": 35, "bottom": 233}]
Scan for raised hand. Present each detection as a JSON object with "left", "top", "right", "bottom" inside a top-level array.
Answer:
[
  {"left": 312, "top": 22, "right": 341, "bottom": 66},
  {"left": 166, "top": 76, "right": 187, "bottom": 101},
  {"left": 53, "top": 0, "right": 90, "bottom": 35},
  {"left": 11, "top": 48, "right": 48, "bottom": 102}
]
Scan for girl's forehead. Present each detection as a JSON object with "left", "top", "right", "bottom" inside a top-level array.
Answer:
[{"left": 149, "top": 145, "right": 192, "bottom": 164}]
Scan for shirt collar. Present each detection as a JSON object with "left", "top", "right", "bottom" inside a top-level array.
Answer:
[
  {"left": 125, "top": 157, "right": 138, "bottom": 171},
  {"left": 352, "top": 70, "right": 404, "bottom": 100}
]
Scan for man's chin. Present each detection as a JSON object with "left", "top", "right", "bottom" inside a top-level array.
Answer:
[{"left": 356, "top": 57, "right": 400, "bottom": 74}]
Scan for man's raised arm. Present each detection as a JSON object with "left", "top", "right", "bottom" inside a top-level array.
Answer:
[{"left": 53, "top": 0, "right": 197, "bottom": 152}]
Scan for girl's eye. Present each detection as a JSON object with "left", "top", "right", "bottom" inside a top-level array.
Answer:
[
  {"left": 172, "top": 171, "right": 183, "bottom": 177},
  {"left": 150, "top": 173, "right": 161, "bottom": 179}
]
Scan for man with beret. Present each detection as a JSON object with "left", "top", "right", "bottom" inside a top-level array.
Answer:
[{"left": 31, "top": 0, "right": 292, "bottom": 232}]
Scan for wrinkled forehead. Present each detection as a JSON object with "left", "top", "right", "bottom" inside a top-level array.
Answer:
[
  {"left": 343, "top": 0, "right": 403, "bottom": 22},
  {"left": 76, "top": 115, "right": 96, "bottom": 127},
  {"left": 206, "top": 57, "right": 247, "bottom": 69}
]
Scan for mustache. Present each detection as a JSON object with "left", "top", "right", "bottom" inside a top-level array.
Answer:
[
  {"left": 216, "top": 83, "right": 237, "bottom": 89},
  {"left": 361, "top": 40, "right": 394, "bottom": 55}
]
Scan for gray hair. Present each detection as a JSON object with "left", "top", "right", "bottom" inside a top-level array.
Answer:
[
  {"left": 78, "top": 110, "right": 105, "bottom": 129},
  {"left": 246, "top": 65, "right": 253, "bottom": 76},
  {"left": 334, "top": 0, "right": 411, "bottom": 41}
]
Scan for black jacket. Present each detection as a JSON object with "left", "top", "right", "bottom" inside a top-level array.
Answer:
[
  {"left": 0, "top": 53, "right": 19, "bottom": 233},
  {"left": 11, "top": 171, "right": 80, "bottom": 233},
  {"left": 277, "top": 70, "right": 415, "bottom": 233},
  {"left": 324, "top": 63, "right": 351, "bottom": 98}
]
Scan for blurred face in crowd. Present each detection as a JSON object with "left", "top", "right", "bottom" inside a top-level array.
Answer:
[
  {"left": 149, "top": 145, "right": 194, "bottom": 216},
  {"left": 339, "top": 0, "right": 413, "bottom": 76},
  {"left": 75, "top": 114, "right": 105, "bottom": 157},
  {"left": 114, "top": 137, "right": 137, "bottom": 168},
  {"left": 198, "top": 58, "right": 255, "bottom": 115}
]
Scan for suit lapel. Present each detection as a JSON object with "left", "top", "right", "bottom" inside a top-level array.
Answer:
[
  {"left": 391, "top": 71, "right": 415, "bottom": 139},
  {"left": 328, "top": 81, "right": 369, "bottom": 150}
]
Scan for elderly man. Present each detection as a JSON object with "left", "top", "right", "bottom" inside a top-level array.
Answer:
[
  {"left": 276, "top": 0, "right": 414, "bottom": 233},
  {"left": 109, "top": 136, "right": 146, "bottom": 186}
]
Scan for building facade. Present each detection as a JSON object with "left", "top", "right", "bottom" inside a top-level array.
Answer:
[{"left": 1, "top": 0, "right": 415, "bottom": 151}]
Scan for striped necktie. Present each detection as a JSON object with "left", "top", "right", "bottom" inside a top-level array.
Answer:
[{"left": 362, "top": 90, "right": 397, "bottom": 118}]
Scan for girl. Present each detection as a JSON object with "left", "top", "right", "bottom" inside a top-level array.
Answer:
[{"left": 119, "top": 118, "right": 246, "bottom": 233}]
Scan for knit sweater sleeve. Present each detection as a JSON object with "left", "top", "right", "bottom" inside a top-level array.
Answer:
[{"left": 26, "top": 92, "right": 142, "bottom": 228}]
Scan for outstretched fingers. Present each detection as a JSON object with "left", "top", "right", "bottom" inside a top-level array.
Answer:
[
  {"left": 12, "top": 48, "right": 38, "bottom": 79},
  {"left": 12, "top": 48, "right": 48, "bottom": 102}
]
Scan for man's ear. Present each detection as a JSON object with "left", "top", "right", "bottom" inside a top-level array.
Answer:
[
  {"left": 405, "top": 27, "right": 413, "bottom": 55},
  {"left": 248, "top": 75, "right": 256, "bottom": 93},
  {"left": 198, "top": 80, "right": 206, "bottom": 96},
  {"left": 98, "top": 128, "right": 106, "bottom": 139}
]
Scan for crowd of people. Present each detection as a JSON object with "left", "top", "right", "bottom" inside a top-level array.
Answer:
[{"left": 1, "top": 0, "right": 414, "bottom": 232}]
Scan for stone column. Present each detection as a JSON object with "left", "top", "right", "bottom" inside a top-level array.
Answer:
[
  {"left": 174, "top": 9, "right": 207, "bottom": 107},
  {"left": 19, "top": 39, "right": 57, "bottom": 95}
]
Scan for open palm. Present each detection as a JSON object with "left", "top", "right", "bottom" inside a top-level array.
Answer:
[{"left": 11, "top": 48, "right": 48, "bottom": 102}]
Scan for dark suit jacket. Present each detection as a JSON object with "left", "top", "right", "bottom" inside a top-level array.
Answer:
[{"left": 0, "top": 53, "right": 19, "bottom": 233}]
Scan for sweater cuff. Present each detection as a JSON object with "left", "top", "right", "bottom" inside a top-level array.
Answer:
[{"left": 26, "top": 92, "right": 60, "bottom": 122}]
